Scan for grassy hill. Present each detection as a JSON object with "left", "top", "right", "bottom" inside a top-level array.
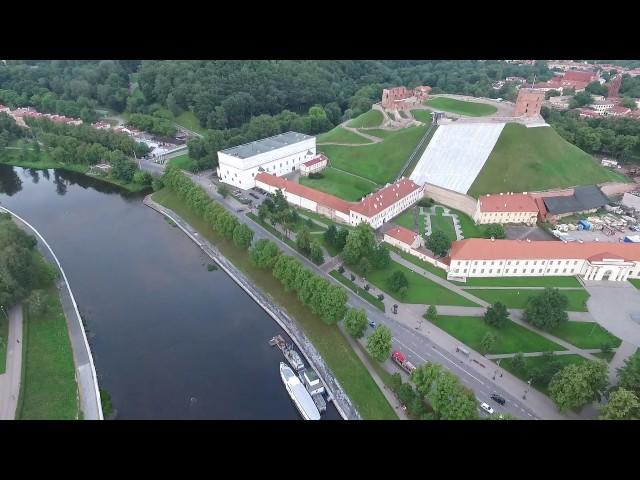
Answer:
[
  {"left": 316, "top": 126, "right": 372, "bottom": 145},
  {"left": 425, "top": 97, "right": 497, "bottom": 117},
  {"left": 468, "top": 123, "right": 629, "bottom": 197},
  {"left": 319, "top": 124, "right": 429, "bottom": 185},
  {"left": 347, "top": 110, "right": 383, "bottom": 128},
  {"left": 299, "top": 167, "right": 377, "bottom": 201},
  {"left": 411, "top": 110, "right": 432, "bottom": 123}
]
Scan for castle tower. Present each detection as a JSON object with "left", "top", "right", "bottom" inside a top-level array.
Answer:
[
  {"left": 513, "top": 88, "right": 545, "bottom": 117},
  {"left": 607, "top": 74, "right": 622, "bottom": 98}
]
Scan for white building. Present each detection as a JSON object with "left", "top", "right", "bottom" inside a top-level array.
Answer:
[
  {"left": 590, "top": 100, "right": 615, "bottom": 115},
  {"left": 474, "top": 192, "right": 539, "bottom": 226},
  {"left": 448, "top": 238, "right": 640, "bottom": 282},
  {"left": 255, "top": 173, "right": 423, "bottom": 229},
  {"left": 383, "top": 225, "right": 423, "bottom": 251},
  {"left": 300, "top": 154, "right": 328, "bottom": 176},
  {"left": 217, "top": 132, "right": 316, "bottom": 189}
]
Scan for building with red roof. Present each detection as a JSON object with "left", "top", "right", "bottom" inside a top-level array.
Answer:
[
  {"left": 299, "top": 154, "right": 328, "bottom": 176},
  {"left": 383, "top": 225, "right": 423, "bottom": 250},
  {"left": 448, "top": 238, "right": 640, "bottom": 282},
  {"left": 474, "top": 192, "right": 539, "bottom": 225}
]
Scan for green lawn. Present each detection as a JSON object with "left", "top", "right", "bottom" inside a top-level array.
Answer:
[
  {"left": 384, "top": 243, "right": 448, "bottom": 279},
  {"left": 153, "top": 188, "right": 397, "bottom": 419},
  {"left": 365, "top": 261, "right": 477, "bottom": 306},
  {"left": 363, "top": 129, "right": 395, "bottom": 140},
  {"left": 299, "top": 167, "right": 377, "bottom": 201},
  {"left": 330, "top": 271, "right": 385, "bottom": 312},
  {"left": 168, "top": 154, "right": 195, "bottom": 171},
  {"left": 317, "top": 126, "right": 372, "bottom": 145},
  {"left": 348, "top": 110, "right": 383, "bottom": 128},
  {"left": 548, "top": 322, "right": 621, "bottom": 350},
  {"left": 292, "top": 207, "right": 353, "bottom": 231},
  {"left": 427, "top": 315, "right": 565, "bottom": 354},
  {"left": 0, "top": 308, "right": 8, "bottom": 374},
  {"left": 320, "top": 125, "right": 429, "bottom": 184},
  {"left": 18, "top": 288, "right": 79, "bottom": 419},
  {"left": 411, "top": 110, "right": 432, "bottom": 123},
  {"left": 443, "top": 206, "right": 483, "bottom": 239},
  {"left": 457, "top": 276, "right": 582, "bottom": 288},
  {"left": 391, "top": 208, "right": 418, "bottom": 231},
  {"left": 173, "top": 110, "right": 207, "bottom": 135},
  {"left": 426, "top": 97, "right": 497, "bottom": 117},
  {"left": 629, "top": 278, "right": 640, "bottom": 289},
  {"left": 500, "top": 354, "right": 587, "bottom": 396},
  {"left": 468, "top": 123, "right": 629, "bottom": 197},
  {"left": 466, "top": 288, "right": 590, "bottom": 311},
  {"left": 592, "top": 351, "right": 616, "bottom": 362},
  {"left": 429, "top": 206, "right": 457, "bottom": 242},
  {"left": 313, "top": 232, "right": 340, "bottom": 257}
]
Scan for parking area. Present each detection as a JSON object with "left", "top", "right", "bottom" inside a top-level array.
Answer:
[
  {"left": 505, "top": 225, "right": 556, "bottom": 241},
  {"left": 564, "top": 228, "right": 633, "bottom": 243}
]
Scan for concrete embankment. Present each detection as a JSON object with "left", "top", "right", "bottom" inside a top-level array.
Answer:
[
  {"left": 0, "top": 206, "right": 103, "bottom": 420},
  {"left": 143, "top": 195, "right": 359, "bottom": 420}
]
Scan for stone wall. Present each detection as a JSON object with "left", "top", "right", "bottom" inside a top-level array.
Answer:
[{"left": 423, "top": 183, "right": 477, "bottom": 218}]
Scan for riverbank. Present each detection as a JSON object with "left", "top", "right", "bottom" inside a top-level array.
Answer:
[
  {"left": 0, "top": 153, "right": 148, "bottom": 193},
  {"left": 149, "top": 189, "right": 399, "bottom": 420}
]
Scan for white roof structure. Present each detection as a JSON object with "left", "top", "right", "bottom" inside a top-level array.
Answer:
[{"left": 410, "top": 122, "right": 505, "bottom": 194}]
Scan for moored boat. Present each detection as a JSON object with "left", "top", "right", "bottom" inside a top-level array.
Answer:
[{"left": 279, "top": 362, "right": 321, "bottom": 420}]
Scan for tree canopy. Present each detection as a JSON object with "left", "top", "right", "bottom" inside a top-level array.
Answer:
[{"left": 522, "top": 288, "right": 569, "bottom": 331}]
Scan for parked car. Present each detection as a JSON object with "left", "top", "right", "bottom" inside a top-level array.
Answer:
[
  {"left": 490, "top": 393, "right": 506, "bottom": 406},
  {"left": 479, "top": 402, "right": 494, "bottom": 415},
  {"left": 249, "top": 193, "right": 259, "bottom": 199},
  {"left": 368, "top": 320, "right": 376, "bottom": 328}
]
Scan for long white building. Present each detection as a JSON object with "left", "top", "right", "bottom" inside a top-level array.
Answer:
[{"left": 217, "top": 132, "right": 316, "bottom": 189}]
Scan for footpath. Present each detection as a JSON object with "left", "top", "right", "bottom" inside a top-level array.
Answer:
[{"left": 0, "top": 305, "right": 23, "bottom": 420}]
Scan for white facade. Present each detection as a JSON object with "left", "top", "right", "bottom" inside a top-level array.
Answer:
[
  {"left": 217, "top": 133, "right": 316, "bottom": 189},
  {"left": 590, "top": 101, "right": 614, "bottom": 114},
  {"left": 300, "top": 156, "right": 328, "bottom": 176},
  {"left": 474, "top": 208, "right": 538, "bottom": 225},
  {"left": 349, "top": 186, "right": 423, "bottom": 229}
]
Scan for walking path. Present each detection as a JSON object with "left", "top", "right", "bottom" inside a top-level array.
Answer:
[
  {"left": 607, "top": 341, "right": 637, "bottom": 385},
  {"left": 0, "top": 305, "right": 23, "bottom": 420},
  {"left": 486, "top": 349, "right": 606, "bottom": 360},
  {"left": 462, "top": 286, "right": 587, "bottom": 291}
]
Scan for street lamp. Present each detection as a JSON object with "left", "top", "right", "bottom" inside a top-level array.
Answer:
[
  {"left": 523, "top": 378, "right": 532, "bottom": 400},
  {"left": 0, "top": 305, "right": 7, "bottom": 320}
]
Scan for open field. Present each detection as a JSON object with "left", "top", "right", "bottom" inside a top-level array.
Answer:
[
  {"left": 426, "top": 97, "right": 497, "bottom": 117},
  {"left": 365, "top": 261, "right": 477, "bottom": 307},
  {"left": 467, "top": 288, "right": 590, "bottom": 311},
  {"left": 330, "top": 271, "right": 385, "bottom": 311},
  {"left": 18, "top": 288, "right": 79, "bottom": 419},
  {"left": 168, "top": 154, "right": 195, "bottom": 171},
  {"left": 468, "top": 123, "right": 629, "bottom": 197},
  {"left": 317, "top": 126, "right": 372, "bottom": 145},
  {"left": 548, "top": 322, "right": 621, "bottom": 350},
  {"left": 153, "top": 188, "right": 398, "bottom": 419},
  {"left": 500, "top": 354, "right": 588, "bottom": 396},
  {"left": 320, "top": 125, "right": 428, "bottom": 184},
  {"left": 457, "top": 276, "right": 582, "bottom": 288},
  {"left": 348, "top": 110, "right": 383, "bottom": 128},
  {"left": 411, "top": 110, "right": 432, "bottom": 123},
  {"left": 363, "top": 129, "right": 395, "bottom": 140},
  {"left": 299, "top": 167, "right": 376, "bottom": 201},
  {"left": 427, "top": 315, "right": 565, "bottom": 354}
]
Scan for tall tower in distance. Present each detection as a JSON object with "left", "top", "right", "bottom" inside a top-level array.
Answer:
[
  {"left": 513, "top": 88, "right": 545, "bottom": 117},
  {"left": 607, "top": 74, "right": 622, "bottom": 98}
]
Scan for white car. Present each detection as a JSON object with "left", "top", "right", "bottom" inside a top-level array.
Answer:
[{"left": 480, "top": 402, "right": 494, "bottom": 415}]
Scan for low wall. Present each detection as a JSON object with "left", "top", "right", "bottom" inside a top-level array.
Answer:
[
  {"left": 423, "top": 183, "right": 477, "bottom": 218},
  {"left": 143, "top": 196, "right": 358, "bottom": 420}
]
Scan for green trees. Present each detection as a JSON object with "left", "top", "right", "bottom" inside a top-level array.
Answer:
[
  {"left": 585, "top": 81, "right": 608, "bottom": 96},
  {"left": 217, "top": 184, "right": 230, "bottom": 198},
  {"left": 342, "top": 223, "right": 376, "bottom": 266},
  {"left": 483, "top": 224, "right": 506, "bottom": 240},
  {"left": 617, "top": 349, "right": 640, "bottom": 396},
  {"left": 343, "top": 308, "right": 368, "bottom": 339},
  {"left": 599, "top": 388, "right": 640, "bottom": 420},
  {"left": 132, "top": 171, "right": 152, "bottom": 185},
  {"left": 387, "top": 270, "right": 409, "bottom": 295},
  {"left": 621, "top": 97, "right": 638, "bottom": 110},
  {"left": 522, "top": 288, "right": 569, "bottom": 331},
  {"left": 296, "top": 226, "right": 312, "bottom": 253},
  {"left": 371, "top": 245, "right": 391, "bottom": 269},
  {"left": 366, "top": 325, "right": 392, "bottom": 361},
  {"left": 309, "top": 241, "right": 324, "bottom": 265},
  {"left": 484, "top": 301, "right": 509, "bottom": 329},
  {"left": 549, "top": 360, "right": 608, "bottom": 411},
  {"left": 426, "top": 230, "right": 451, "bottom": 257},
  {"left": 126, "top": 113, "right": 177, "bottom": 137},
  {"left": 425, "top": 305, "right": 438, "bottom": 322},
  {"left": 232, "top": 224, "right": 254, "bottom": 250},
  {"left": 569, "top": 91, "right": 593, "bottom": 109},
  {"left": 480, "top": 332, "right": 497, "bottom": 354},
  {"left": 411, "top": 363, "right": 479, "bottom": 420}
]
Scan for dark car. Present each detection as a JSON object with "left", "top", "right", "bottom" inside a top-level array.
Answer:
[
  {"left": 249, "top": 192, "right": 259, "bottom": 199},
  {"left": 490, "top": 393, "right": 506, "bottom": 405}
]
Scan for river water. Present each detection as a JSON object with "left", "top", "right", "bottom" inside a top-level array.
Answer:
[{"left": 0, "top": 165, "right": 340, "bottom": 420}]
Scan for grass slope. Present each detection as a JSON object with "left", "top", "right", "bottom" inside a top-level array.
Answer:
[
  {"left": 173, "top": 110, "right": 207, "bottom": 135},
  {"left": 411, "top": 110, "right": 432, "bottom": 123},
  {"left": 366, "top": 261, "right": 477, "bottom": 307},
  {"left": 168, "top": 154, "right": 195, "bottom": 171},
  {"left": 18, "top": 288, "right": 79, "bottom": 419},
  {"left": 426, "top": 97, "right": 497, "bottom": 117},
  {"left": 468, "top": 123, "right": 629, "bottom": 197},
  {"left": 317, "top": 126, "right": 372, "bottom": 145},
  {"left": 467, "top": 288, "right": 590, "bottom": 311},
  {"left": 427, "top": 315, "right": 565, "bottom": 354},
  {"left": 348, "top": 110, "right": 383, "bottom": 128},
  {"left": 320, "top": 125, "right": 428, "bottom": 184},
  {"left": 152, "top": 188, "right": 397, "bottom": 419},
  {"left": 299, "top": 167, "right": 376, "bottom": 201}
]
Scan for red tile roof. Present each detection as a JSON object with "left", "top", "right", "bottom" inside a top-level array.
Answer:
[
  {"left": 385, "top": 226, "right": 420, "bottom": 246},
  {"left": 450, "top": 239, "right": 640, "bottom": 262},
  {"left": 479, "top": 193, "right": 538, "bottom": 213},
  {"left": 610, "top": 106, "right": 631, "bottom": 115},
  {"left": 563, "top": 71, "right": 596, "bottom": 83},
  {"left": 255, "top": 173, "right": 351, "bottom": 214},
  {"left": 302, "top": 154, "right": 327, "bottom": 168},
  {"left": 350, "top": 178, "right": 422, "bottom": 217}
]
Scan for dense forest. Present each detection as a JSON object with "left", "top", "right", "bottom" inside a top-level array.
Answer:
[
  {"left": 542, "top": 107, "right": 640, "bottom": 162},
  {"left": 0, "top": 212, "right": 58, "bottom": 308}
]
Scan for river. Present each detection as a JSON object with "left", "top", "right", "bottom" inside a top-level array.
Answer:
[{"left": 0, "top": 165, "right": 340, "bottom": 420}]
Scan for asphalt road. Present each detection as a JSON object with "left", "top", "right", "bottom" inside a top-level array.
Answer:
[{"left": 187, "top": 172, "right": 541, "bottom": 419}]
